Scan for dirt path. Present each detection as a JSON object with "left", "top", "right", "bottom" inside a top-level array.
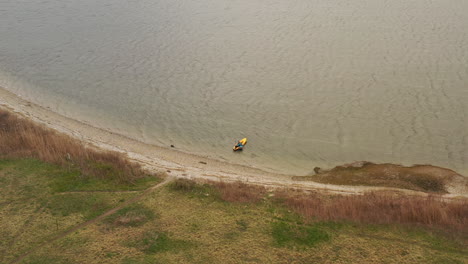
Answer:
[
  {"left": 0, "top": 206, "right": 46, "bottom": 262},
  {"left": 9, "top": 177, "right": 174, "bottom": 264},
  {"left": 1, "top": 87, "right": 467, "bottom": 199}
]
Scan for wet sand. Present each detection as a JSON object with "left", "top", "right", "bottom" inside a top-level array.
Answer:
[{"left": 1, "top": 87, "right": 466, "bottom": 198}]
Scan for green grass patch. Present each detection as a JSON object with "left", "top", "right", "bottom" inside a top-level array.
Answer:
[
  {"left": 46, "top": 193, "right": 111, "bottom": 220},
  {"left": 0, "top": 159, "right": 56, "bottom": 206},
  {"left": 121, "top": 256, "right": 167, "bottom": 264},
  {"left": 236, "top": 219, "right": 249, "bottom": 231},
  {"left": 0, "top": 158, "right": 160, "bottom": 194},
  {"left": 129, "top": 230, "right": 193, "bottom": 254},
  {"left": 49, "top": 166, "right": 160, "bottom": 193},
  {"left": 426, "top": 256, "right": 464, "bottom": 264},
  {"left": 23, "top": 255, "right": 74, "bottom": 264},
  {"left": 271, "top": 221, "right": 330, "bottom": 248},
  {"left": 104, "top": 204, "right": 155, "bottom": 227},
  {"left": 168, "top": 179, "right": 219, "bottom": 199},
  {"left": 399, "top": 227, "right": 468, "bottom": 254},
  {"left": 0, "top": 158, "right": 53, "bottom": 174},
  {"left": 337, "top": 222, "right": 468, "bottom": 256},
  {"left": 223, "top": 231, "right": 240, "bottom": 241}
]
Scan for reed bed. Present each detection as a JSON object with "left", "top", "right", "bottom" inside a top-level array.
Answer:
[
  {"left": 0, "top": 109, "right": 148, "bottom": 183},
  {"left": 167, "top": 176, "right": 467, "bottom": 232},
  {"left": 280, "top": 191, "right": 467, "bottom": 232},
  {"left": 215, "top": 181, "right": 266, "bottom": 203},
  {"left": 209, "top": 181, "right": 467, "bottom": 232}
]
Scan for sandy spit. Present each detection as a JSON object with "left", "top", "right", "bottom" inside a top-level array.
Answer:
[{"left": 0, "top": 87, "right": 466, "bottom": 198}]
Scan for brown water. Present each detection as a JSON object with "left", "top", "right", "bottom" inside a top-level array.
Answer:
[{"left": 1, "top": 0, "right": 467, "bottom": 175}]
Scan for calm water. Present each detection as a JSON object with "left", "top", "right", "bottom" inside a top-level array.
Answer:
[{"left": 1, "top": 0, "right": 467, "bottom": 175}]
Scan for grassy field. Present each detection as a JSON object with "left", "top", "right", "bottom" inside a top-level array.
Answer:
[{"left": 1, "top": 159, "right": 466, "bottom": 264}]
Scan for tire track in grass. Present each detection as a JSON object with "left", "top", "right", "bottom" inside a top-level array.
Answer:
[
  {"left": 0, "top": 206, "right": 45, "bottom": 262},
  {"left": 9, "top": 177, "right": 174, "bottom": 264}
]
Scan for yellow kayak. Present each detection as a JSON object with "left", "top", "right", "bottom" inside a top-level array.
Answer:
[{"left": 233, "top": 138, "right": 247, "bottom": 151}]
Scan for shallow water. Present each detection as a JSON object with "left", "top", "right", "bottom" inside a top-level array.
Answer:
[{"left": 1, "top": 0, "right": 467, "bottom": 175}]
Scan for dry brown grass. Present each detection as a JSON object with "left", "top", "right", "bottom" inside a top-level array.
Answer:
[
  {"left": 214, "top": 182, "right": 266, "bottom": 203},
  {"left": 169, "top": 179, "right": 266, "bottom": 203},
  {"left": 172, "top": 178, "right": 467, "bottom": 232},
  {"left": 279, "top": 191, "right": 468, "bottom": 232},
  {"left": 172, "top": 178, "right": 466, "bottom": 232},
  {"left": 0, "top": 109, "right": 148, "bottom": 184}
]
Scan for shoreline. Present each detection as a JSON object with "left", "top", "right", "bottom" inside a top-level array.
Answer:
[{"left": 1, "top": 86, "right": 467, "bottom": 198}]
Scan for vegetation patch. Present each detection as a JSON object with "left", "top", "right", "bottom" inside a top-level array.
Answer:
[
  {"left": 0, "top": 109, "right": 158, "bottom": 184},
  {"left": 104, "top": 204, "right": 155, "bottom": 227},
  {"left": 121, "top": 257, "right": 157, "bottom": 264},
  {"left": 46, "top": 193, "right": 111, "bottom": 220},
  {"left": 271, "top": 221, "right": 330, "bottom": 248},
  {"left": 48, "top": 167, "right": 159, "bottom": 193},
  {"left": 278, "top": 191, "right": 468, "bottom": 232},
  {"left": 168, "top": 178, "right": 198, "bottom": 192},
  {"left": 129, "top": 230, "right": 192, "bottom": 254},
  {"left": 295, "top": 162, "right": 459, "bottom": 193},
  {"left": 168, "top": 179, "right": 219, "bottom": 199},
  {"left": 214, "top": 182, "right": 266, "bottom": 203},
  {"left": 401, "top": 227, "right": 468, "bottom": 255},
  {"left": 169, "top": 179, "right": 267, "bottom": 203},
  {"left": 0, "top": 158, "right": 140, "bottom": 263},
  {"left": 236, "top": 219, "right": 249, "bottom": 231},
  {"left": 23, "top": 255, "right": 73, "bottom": 264},
  {"left": 0, "top": 159, "right": 53, "bottom": 202},
  {"left": 0, "top": 158, "right": 158, "bottom": 195}
]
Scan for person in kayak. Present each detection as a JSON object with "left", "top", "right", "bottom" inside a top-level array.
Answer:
[
  {"left": 233, "top": 138, "right": 247, "bottom": 151},
  {"left": 235, "top": 142, "right": 244, "bottom": 149}
]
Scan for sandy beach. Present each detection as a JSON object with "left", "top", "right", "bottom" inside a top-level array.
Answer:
[{"left": 1, "top": 86, "right": 467, "bottom": 198}]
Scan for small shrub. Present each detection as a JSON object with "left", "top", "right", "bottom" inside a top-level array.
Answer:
[
  {"left": 169, "top": 179, "right": 197, "bottom": 191},
  {"left": 236, "top": 219, "right": 248, "bottom": 231},
  {"left": 223, "top": 231, "right": 240, "bottom": 241}
]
